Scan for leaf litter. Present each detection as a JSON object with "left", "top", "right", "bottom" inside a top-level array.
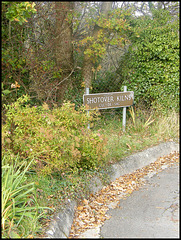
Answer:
[{"left": 69, "top": 151, "right": 179, "bottom": 238}]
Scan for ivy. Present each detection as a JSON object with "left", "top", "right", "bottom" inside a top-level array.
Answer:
[{"left": 121, "top": 8, "right": 179, "bottom": 112}]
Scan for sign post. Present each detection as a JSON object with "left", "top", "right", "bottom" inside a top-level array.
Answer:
[
  {"left": 83, "top": 90, "right": 134, "bottom": 110},
  {"left": 122, "top": 86, "right": 127, "bottom": 132},
  {"left": 85, "top": 87, "right": 90, "bottom": 129},
  {"left": 83, "top": 87, "right": 134, "bottom": 131}
]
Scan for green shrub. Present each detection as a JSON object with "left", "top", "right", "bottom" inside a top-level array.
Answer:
[
  {"left": 1, "top": 154, "right": 49, "bottom": 238},
  {"left": 2, "top": 95, "right": 109, "bottom": 176},
  {"left": 121, "top": 9, "right": 179, "bottom": 113}
]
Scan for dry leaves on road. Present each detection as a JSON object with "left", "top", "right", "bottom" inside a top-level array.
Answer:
[{"left": 69, "top": 151, "right": 179, "bottom": 238}]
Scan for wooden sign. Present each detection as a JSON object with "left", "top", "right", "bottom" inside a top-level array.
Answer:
[{"left": 83, "top": 91, "right": 134, "bottom": 110}]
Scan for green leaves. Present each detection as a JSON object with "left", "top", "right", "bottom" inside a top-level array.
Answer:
[
  {"left": 2, "top": 96, "right": 109, "bottom": 177},
  {"left": 1, "top": 155, "right": 50, "bottom": 238},
  {"left": 2, "top": 83, "right": 11, "bottom": 97},
  {"left": 78, "top": 8, "right": 132, "bottom": 63},
  {"left": 3, "top": 2, "right": 37, "bottom": 25},
  {"left": 122, "top": 8, "right": 179, "bottom": 112}
]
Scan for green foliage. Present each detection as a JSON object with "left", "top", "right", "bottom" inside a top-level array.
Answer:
[
  {"left": 1, "top": 2, "right": 133, "bottom": 107},
  {"left": 2, "top": 95, "right": 109, "bottom": 176},
  {"left": 1, "top": 154, "right": 49, "bottom": 238},
  {"left": 121, "top": 9, "right": 179, "bottom": 112},
  {"left": 2, "top": 83, "right": 11, "bottom": 97},
  {"left": 1, "top": 2, "right": 37, "bottom": 106},
  {"left": 77, "top": 8, "right": 133, "bottom": 64},
  {"left": 2, "top": 2, "right": 37, "bottom": 24}
]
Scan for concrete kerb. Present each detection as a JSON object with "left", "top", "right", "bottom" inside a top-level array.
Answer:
[
  {"left": 45, "top": 141, "right": 179, "bottom": 238},
  {"left": 45, "top": 200, "right": 77, "bottom": 238},
  {"left": 108, "top": 141, "right": 179, "bottom": 182}
]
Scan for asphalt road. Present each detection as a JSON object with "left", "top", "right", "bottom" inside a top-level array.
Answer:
[
  {"left": 46, "top": 142, "right": 179, "bottom": 238},
  {"left": 100, "top": 162, "right": 179, "bottom": 238}
]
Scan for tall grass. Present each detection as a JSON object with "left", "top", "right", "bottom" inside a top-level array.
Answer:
[
  {"left": 153, "top": 109, "right": 179, "bottom": 140},
  {"left": 96, "top": 108, "right": 179, "bottom": 164},
  {"left": 1, "top": 154, "right": 51, "bottom": 238}
]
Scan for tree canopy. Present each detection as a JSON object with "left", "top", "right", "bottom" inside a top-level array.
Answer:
[{"left": 2, "top": 1, "right": 180, "bottom": 112}]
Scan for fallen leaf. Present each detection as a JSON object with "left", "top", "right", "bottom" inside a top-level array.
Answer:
[
  {"left": 83, "top": 199, "right": 89, "bottom": 205},
  {"left": 69, "top": 151, "right": 179, "bottom": 238},
  {"left": 77, "top": 206, "right": 84, "bottom": 211},
  {"left": 126, "top": 143, "right": 131, "bottom": 149}
]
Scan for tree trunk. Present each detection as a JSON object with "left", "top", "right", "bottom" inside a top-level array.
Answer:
[{"left": 55, "top": 1, "right": 74, "bottom": 102}]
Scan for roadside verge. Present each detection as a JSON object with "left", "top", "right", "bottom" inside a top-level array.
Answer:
[{"left": 45, "top": 141, "right": 179, "bottom": 238}]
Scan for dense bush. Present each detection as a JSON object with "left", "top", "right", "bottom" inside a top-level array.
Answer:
[
  {"left": 120, "top": 9, "right": 179, "bottom": 113},
  {"left": 2, "top": 95, "right": 109, "bottom": 176}
]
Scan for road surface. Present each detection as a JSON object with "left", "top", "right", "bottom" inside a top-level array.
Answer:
[{"left": 100, "top": 162, "right": 179, "bottom": 238}]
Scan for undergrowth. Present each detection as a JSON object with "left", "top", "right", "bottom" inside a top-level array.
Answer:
[
  {"left": 2, "top": 95, "right": 179, "bottom": 238},
  {"left": 94, "top": 106, "right": 179, "bottom": 163}
]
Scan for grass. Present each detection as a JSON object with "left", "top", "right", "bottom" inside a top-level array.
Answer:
[
  {"left": 2, "top": 107, "right": 179, "bottom": 238},
  {"left": 1, "top": 155, "right": 51, "bottom": 238},
  {"left": 94, "top": 107, "right": 179, "bottom": 164}
]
